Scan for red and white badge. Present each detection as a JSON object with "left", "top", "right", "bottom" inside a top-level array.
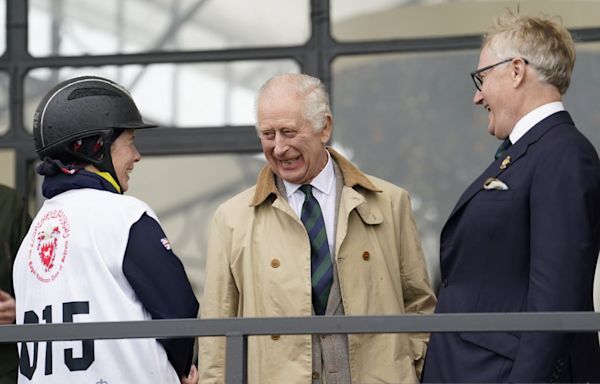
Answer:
[{"left": 28, "top": 209, "right": 70, "bottom": 283}]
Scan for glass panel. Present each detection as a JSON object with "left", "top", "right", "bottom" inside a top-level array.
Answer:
[
  {"left": 0, "top": 72, "right": 8, "bottom": 136},
  {"left": 332, "top": 0, "right": 600, "bottom": 41},
  {"left": 332, "top": 45, "right": 600, "bottom": 287},
  {"left": 565, "top": 42, "right": 600, "bottom": 312},
  {"left": 23, "top": 60, "right": 299, "bottom": 132},
  {"left": 0, "top": 149, "right": 15, "bottom": 187},
  {"left": 123, "top": 154, "right": 264, "bottom": 299},
  {"left": 333, "top": 50, "right": 499, "bottom": 286},
  {"left": 29, "top": 0, "right": 309, "bottom": 56},
  {"left": 563, "top": 42, "right": 600, "bottom": 154}
]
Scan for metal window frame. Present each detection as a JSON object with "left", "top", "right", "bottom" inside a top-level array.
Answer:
[
  {"left": 3, "top": 2, "right": 600, "bottom": 383},
  {"left": 4, "top": 0, "right": 600, "bottom": 197}
]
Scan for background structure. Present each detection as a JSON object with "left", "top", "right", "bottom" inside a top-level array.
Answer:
[{"left": 1, "top": 0, "right": 600, "bottom": 301}]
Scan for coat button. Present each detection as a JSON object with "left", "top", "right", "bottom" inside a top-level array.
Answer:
[
  {"left": 271, "top": 259, "right": 280, "bottom": 268},
  {"left": 271, "top": 335, "right": 280, "bottom": 340},
  {"left": 441, "top": 278, "right": 448, "bottom": 287},
  {"left": 362, "top": 251, "right": 370, "bottom": 261},
  {"left": 312, "top": 372, "right": 320, "bottom": 380}
]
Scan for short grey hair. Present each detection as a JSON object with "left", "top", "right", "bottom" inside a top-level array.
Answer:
[
  {"left": 256, "top": 73, "right": 332, "bottom": 132},
  {"left": 483, "top": 11, "right": 576, "bottom": 95}
]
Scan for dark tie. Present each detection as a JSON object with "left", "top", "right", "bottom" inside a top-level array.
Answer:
[
  {"left": 495, "top": 139, "right": 512, "bottom": 160},
  {"left": 299, "top": 184, "right": 333, "bottom": 316}
]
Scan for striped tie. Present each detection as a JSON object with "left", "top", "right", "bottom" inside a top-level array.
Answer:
[
  {"left": 299, "top": 184, "right": 333, "bottom": 316},
  {"left": 494, "top": 139, "right": 512, "bottom": 160}
]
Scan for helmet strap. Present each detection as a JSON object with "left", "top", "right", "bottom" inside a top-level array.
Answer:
[
  {"left": 94, "top": 171, "right": 122, "bottom": 194},
  {"left": 63, "top": 130, "right": 125, "bottom": 194},
  {"left": 92, "top": 132, "right": 124, "bottom": 194}
]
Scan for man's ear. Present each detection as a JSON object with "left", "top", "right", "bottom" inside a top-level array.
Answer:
[
  {"left": 512, "top": 58, "right": 527, "bottom": 88},
  {"left": 320, "top": 114, "right": 333, "bottom": 144}
]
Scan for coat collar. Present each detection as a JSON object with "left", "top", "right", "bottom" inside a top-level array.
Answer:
[
  {"left": 447, "top": 110, "right": 573, "bottom": 221},
  {"left": 250, "top": 147, "right": 381, "bottom": 207}
]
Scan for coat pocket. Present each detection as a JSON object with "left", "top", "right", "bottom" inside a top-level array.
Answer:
[
  {"left": 476, "top": 189, "right": 515, "bottom": 201},
  {"left": 459, "top": 331, "right": 520, "bottom": 360}
]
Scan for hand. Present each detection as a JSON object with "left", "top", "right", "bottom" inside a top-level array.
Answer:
[
  {"left": 0, "top": 290, "right": 16, "bottom": 324},
  {"left": 180, "top": 364, "right": 198, "bottom": 384}
]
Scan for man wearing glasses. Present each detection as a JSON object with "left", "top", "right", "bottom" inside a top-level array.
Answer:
[{"left": 422, "top": 11, "right": 600, "bottom": 383}]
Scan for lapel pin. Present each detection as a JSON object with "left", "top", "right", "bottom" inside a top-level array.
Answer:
[{"left": 500, "top": 155, "right": 511, "bottom": 170}]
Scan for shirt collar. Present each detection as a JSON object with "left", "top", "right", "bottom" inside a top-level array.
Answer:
[
  {"left": 250, "top": 147, "right": 380, "bottom": 207},
  {"left": 283, "top": 150, "right": 335, "bottom": 198},
  {"left": 509, "top": 101, "right": 565, "bottom": 144}
]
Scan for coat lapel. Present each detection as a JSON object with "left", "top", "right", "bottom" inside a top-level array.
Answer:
[{"left": 446, "top": 111, "right": 573, "bottom": 223}]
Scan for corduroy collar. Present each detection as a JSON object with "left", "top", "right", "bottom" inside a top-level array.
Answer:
[{"left": 250, "top": 147, "right": 381, "bottom": 207}]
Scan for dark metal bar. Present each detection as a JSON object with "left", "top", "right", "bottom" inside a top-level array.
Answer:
[
  {"left": 5, "top": 0, "right": 29, "bottom": 195},
  {"left": 312, "top": 0, "right": 333, "bottom": 95},
  {"left": 5, "top": 0, "right": 29, "bottom": 142},
  {"left": 134, "top": 126, "right": 262, "bottom": 155},
  {"left": 0, "top": 126, "right": 262, "bottom": 155},
  {"left": 331, "top": 36, "right": 482, "bottom": 57},
  {"left": 225, "top": 334, "right": 248, "bottom": 384},
  {"left": 5, "top": 0, "right": 29, "bottom": 63},
  {"left": 13, "top": 147, "right": 30, "bottom": 197},
  {"left": 0, "top": 47, "right": 308, "bottom": 69},
  {"left": 571, "top": 27, "right": 600, "bottom": 42},
  {"left": 2, "top": 312, "right": 600, "bottom": 343},
  {"left": 3, "top": 24, "right": 600, "bottom": 70}
]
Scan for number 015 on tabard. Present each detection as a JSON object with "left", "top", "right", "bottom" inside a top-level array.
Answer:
[{"left": 19, "top": 301, "right": 94, "bottom": 379}]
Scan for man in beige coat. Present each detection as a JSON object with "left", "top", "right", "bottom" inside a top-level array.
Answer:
[{"left": 199, "top": 73, "right": 436, "bottom": 384}]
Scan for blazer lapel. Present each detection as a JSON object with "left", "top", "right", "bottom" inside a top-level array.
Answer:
[{"left": 445, "top": 111, "right": 573, "bottom": 223}]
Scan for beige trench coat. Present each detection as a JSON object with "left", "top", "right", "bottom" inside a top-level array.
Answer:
[{"left": 199, "top": 148, "right": 436, "bottom": 384}]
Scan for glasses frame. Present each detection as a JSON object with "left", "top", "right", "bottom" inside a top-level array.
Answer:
[{"left": 470, "top": 57, "right": 529, "bottom": 91}]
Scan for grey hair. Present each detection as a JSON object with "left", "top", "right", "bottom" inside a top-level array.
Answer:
[
  {"left": 255, "top": 73, "right": 331, "bottom": 132},
  {"left": 483, "top": 11, "right": 575, "bottom": 95}
]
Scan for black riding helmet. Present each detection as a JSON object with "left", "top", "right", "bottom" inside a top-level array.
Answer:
[{"left": 33, "top": 76, "right": 156, "bottom": 190}]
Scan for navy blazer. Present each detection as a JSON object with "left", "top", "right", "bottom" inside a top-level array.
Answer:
[{"left": 422, "top": 111, "right": 600, "bottom": 383}]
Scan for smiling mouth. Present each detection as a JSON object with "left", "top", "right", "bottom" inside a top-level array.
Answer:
[
  {"left": 280, "top": 157, "right": 300, "bottom": 166},
  {"left": 484, "top": 104, "right": 491, "bottom": 112}
]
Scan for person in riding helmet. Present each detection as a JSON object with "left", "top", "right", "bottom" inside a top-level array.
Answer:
[{"left": 13, "top": 76, "right": 198, "bottom": 384}]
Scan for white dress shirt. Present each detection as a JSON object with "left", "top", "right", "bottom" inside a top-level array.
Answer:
[
  {"left": 509, "top": 101, "right": 565, "bottom": 144},
  {"left": 283, "top": 151, "right": 336, "bottom": 259}
]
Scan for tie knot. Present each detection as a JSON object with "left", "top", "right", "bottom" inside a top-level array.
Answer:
[
  {"left": 495, "top": 139, "right": 512, "bottom": 160},
  {"left": 299, "top": 184, "right": 313, "bottom": 197}
]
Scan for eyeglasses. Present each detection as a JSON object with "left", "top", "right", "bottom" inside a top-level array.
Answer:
[{"left": 470, "top": 58, "right": 529, "bottom": 91}]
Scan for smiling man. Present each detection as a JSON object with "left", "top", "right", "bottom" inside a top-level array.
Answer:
[
  {"left": 421, "top": 11, "right": 600, "bottom": 383},
  {"left": 199, "top": 73, "right": 436, "bottom": 384}
]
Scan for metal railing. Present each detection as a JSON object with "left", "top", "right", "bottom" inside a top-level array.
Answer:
[{"left": 2, "top": 312, "right": 600, "bottom": 383}]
